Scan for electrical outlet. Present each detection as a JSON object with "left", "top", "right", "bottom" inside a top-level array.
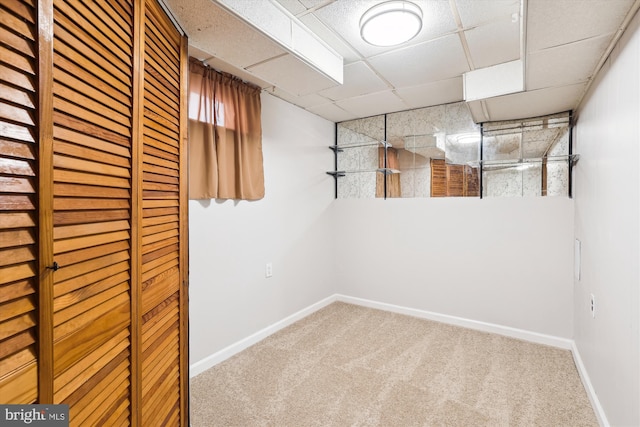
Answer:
[
  {"left": 590, "top": 293, "right": 595, "bottom": 318},
  {"left": 265, "top": 262, "right": 273, "bottom": 278}
]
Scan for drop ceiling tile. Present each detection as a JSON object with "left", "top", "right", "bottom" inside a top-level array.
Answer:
[
  {"left": 300, "top": 0, "right": 333, "bottom": 7},
  {"left": 204, "top": 56, "right": 273, "bottom": 89},
  {"left": 307, "top": 102, "right": 358, "bottom": 123},
  {"left": 394, "top": 77, "right": 463, "bottom": 109},
  {"left": 299, "top": 14, "right": 362, "bottom": 63},
  {"left": 269, "top": 87, "right": 333, "bottom": 108},
  {"left": 219, "top": 0, "right": 293, "bottom": 46},
  {"left": 273, "top": 0, "right": 307, "bottom": 15},
  {"left": 527, "top": 0, "right": 634, "bottom": 51},
  {"left": 318, "top": 61, "right": 388, "bottom": 101},
  {"left": 312, "top": 0, "right": 457, "bottom": 59},
  {"left": 336, "top": 90, "right": 409, "bottom": 118},
  {"left": 168, "top": 0, "right": 286, "bottom": 68},
  {"left": 248, "top": 54, "right": 339, "bottom": 96},
  {"left": 465, "top": 17, "right": 520, "bottom": 69},
  {"left": 368, "top": 34, "right": 470, "bottom": 88},
  {"left": 484, "top": 83, "right": 586, "bottom": 121},
  {"left": 527, "top": 34, "right": 612, "bottom": 90},
  {"left": 188, "top": 45, "right": 211, "bottom": 59},
  {"left": 455, "top": 0, "right": 520, "bottom": 28}
]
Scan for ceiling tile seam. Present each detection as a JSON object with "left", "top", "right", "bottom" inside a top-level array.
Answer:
[
  {"left": 302, "top": 92, "right": 340, "bottom": 106},
  {"left": 216, "top": 0, "right": 343, "bottom": 84},
  {"left": 297, "top": 12, "right": 364, "bottom": 63},
  {"left": 307, "top": 101, "right": 352, "bottom": 116},
  {"left": 525, "top": 78, "right": 592, "bottom": 93},
  {"left": 528, "top": 32, "right": 616, "bottom": 54},
  {"left": 390, "top": 89, "right": 412, "bottom": 109},
  {"left": 364, "top": 30, "right": 462, "bottom": 62},
  {"left": 522, "top": 82, "right": 589, "bottom": 95},
  {"left": 244, "top": 52, "right": 290, "bottom": 70},
  {"left": 574, "top": 0, "right": 640, "bottom": 112},
  {"left": 332, "top": 87, "right": 407, "bottom": 107},
  {"left": 395, "top": 76, "right": 463, "bottom": 93},
  {"left": 360, "top": 60, "right": 396, "bottom": 91},
  {"left": 293, "top": 0, "right": 336, "bottom": 18},
  {"left": 194, "top": 53, "right": 278, "bottom": 92},
  {"left": 449, "top": 0, "right": 475, "bottom": 70}
]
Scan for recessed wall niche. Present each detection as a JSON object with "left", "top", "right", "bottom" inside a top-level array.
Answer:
[{"left": 328, "top": 104, "right": 576, "bottom": 199}]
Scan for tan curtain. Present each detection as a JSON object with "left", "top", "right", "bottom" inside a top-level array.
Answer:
[
  {"left": 188, "top": 58, "right": 264, "bottom": 200},
  {"left": 376, "top": 147, "right": 401, "bottom": 198}
]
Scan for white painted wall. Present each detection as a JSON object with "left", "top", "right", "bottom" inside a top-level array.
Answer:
[
  {"left": 188, "top": 93, "right": 336, "bottom": 365},
  {"left": 333, "top": 197, "right": 575, "bottom": 338},
  {"left": 573, "top": 10, "right": 640, "bottom": 427},
  {"left": 189, "top": 94, "right": 577, "bottom": 368}
]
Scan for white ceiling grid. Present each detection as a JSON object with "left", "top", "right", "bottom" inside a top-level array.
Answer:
[{"left": 165, "top": 0, "right": 640, "bottom": 123}]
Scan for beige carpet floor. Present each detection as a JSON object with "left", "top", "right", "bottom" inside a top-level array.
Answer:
[{"left": 190, "top": 302, "right": 598, "bottom": 426}]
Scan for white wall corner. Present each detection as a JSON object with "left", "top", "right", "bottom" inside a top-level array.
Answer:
[
  {"left": 335, "top": 294, "right": 574, "bottom": 350},
  {"left": 190, "top": 294, "right": 338, "bottom": 378},
  {"left": 191, "top": 292, "right": 575, "bottom": 379}
]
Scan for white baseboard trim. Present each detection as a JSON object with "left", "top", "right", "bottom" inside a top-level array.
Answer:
[
  {"left": 191, "top": 294, "right": 574, "bottom": 378},
  {"left": 571, "top": 341, "right": 609, "bottom": 427},
  {"left": 190, "top": 294, "right": 606, "bottom": 423},
  {"left": 190, "top": 294, "right": 338, "bottom": 378},
  {"left": 335, "top": 294, "right": 574, "bottom": 350}
]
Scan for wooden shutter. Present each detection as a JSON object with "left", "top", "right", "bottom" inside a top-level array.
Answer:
[
  {"left": 0, "top": 0, "right": 39, "bottom": 404},
  {"left": 140, "top": 0, "right": 188, "bottom": 425},
  {"left": 446, "top": 164, "right": 464, "bottom": 197},
  {"left": 1, "top": 1, "right": 187, "bottom": 425},
  {"left": 464, "top": 165, "right": 479, "bottom": 197},
  {"left": 430, "top": 158, "right": 446, "bottom": 197},
  {"left": 51, "top": 0, "right": 135, "bottom": 423}
]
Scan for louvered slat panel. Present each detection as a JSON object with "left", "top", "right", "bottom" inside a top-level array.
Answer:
[
  {"left": 0, "top": 346, "right": 35, "bottom": 378},
  {"left": 0, "top": 0, "right": 38, "bottom": 404},
  {"left": 51, "top": 0, "right": 133, "bottom": 421},
  {"left": 430, "top": 159, "right": 447, "bottom": 197},
  {"left": 141, "top": 297, "right": 178, "bottom": 349},
  {"left": 0, "top": 361, "right": 37, "bottom": 403},
  {"left": 70, "top": 360, "right": 129, "bottom": 425},
  {"left": 53, "top": 299, "right": 130, "bottom": 376},
  {"left": 142, "top": 331, "right": 178, "bottom": 392},
  {"left": 66, "top": 353, "right": 130, "bottom": 420},
  {"left": 0, "top": 277, "right": 35, "bottom": 304},
  {"left": 54, "top": 261, "right": 129, "bottom": 297},
  {"left": 144, "top": 372, "right": 179, "bottom": 426},
  {"left": 53, "top": 329, "right": 129, "bottom": 399},
  {"left": 446, "top": 164, "right": 464, "bottom": 197},
  {"left": 94, "top": 388, "right": 131, "bottom": 426},
  {"left": 464, "top": 165, "right": 479, "bottom": 197},
  {"left": 141, "top": 1, "right": 184, "bottom": 423}
]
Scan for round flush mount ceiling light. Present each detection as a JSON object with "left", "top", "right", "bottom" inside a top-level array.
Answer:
[{"left": 360, "top": 1, "right": 423, "bottom": 47}]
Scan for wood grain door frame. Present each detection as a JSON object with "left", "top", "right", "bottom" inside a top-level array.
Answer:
[{"left": 37, "top": 0, "right": 55, "bottom": 404}]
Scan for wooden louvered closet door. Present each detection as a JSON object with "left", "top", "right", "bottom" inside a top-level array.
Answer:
[
  {"left": 51, "top": 0, "right": 136, "bottom": 423},
  {"left": 0, "top": 0, "right": 40, "bottom": 404},
  {"left": 0, "top": 1, "right": 188, "bottom": 425},
  {"left": 140, "top": 0, "right": 188, "bottom": 425}
]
